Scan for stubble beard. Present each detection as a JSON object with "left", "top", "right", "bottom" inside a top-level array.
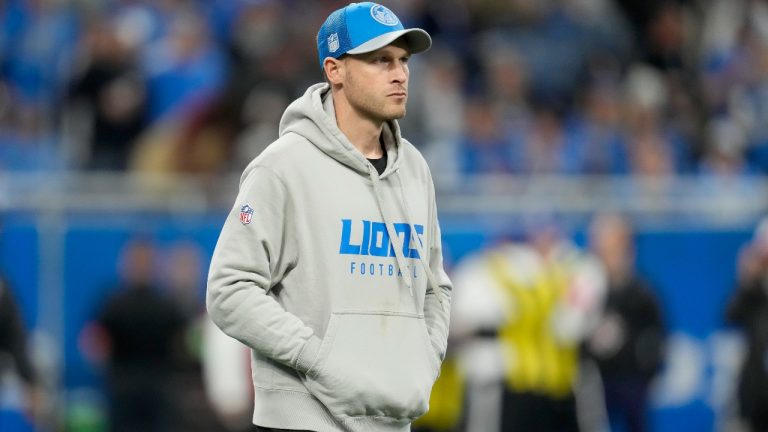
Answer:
[
  {"left": 346, "top": 75, "right": 407, "bottom": 122},
  {"left": 351, "top": 92, "right": 406, "bottom": 122}
]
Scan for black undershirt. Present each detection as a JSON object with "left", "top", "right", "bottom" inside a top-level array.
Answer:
[
  {"left": 367, "top": 152, "right": 388, "bottom": 175},
  {"left": 366, "top": 136, "right": 388, "bottom": 175}
]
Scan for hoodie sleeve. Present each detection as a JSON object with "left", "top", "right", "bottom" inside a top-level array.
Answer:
[
  {"left": 206, "top": 165, "right": 321, "bottom": 374},
  {"left": 423, "top": 179, "right": 453, "bottom": 363}
]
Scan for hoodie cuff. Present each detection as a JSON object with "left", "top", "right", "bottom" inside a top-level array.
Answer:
[{"left": 294, "top": 335, "right": 323, "bottom": 374}]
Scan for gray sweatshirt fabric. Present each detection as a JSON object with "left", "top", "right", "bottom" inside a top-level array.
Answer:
[{"left": 207, "top": 82, "right": 453, "bottom": 432}]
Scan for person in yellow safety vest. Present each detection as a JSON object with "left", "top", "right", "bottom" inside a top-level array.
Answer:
[{"left": 450, "top": 221, "right": 606, "bottom": 432}]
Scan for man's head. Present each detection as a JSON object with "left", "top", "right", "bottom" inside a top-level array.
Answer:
[
  {"left": 589, "top": 212, "right": 634, "bottom": 282},
  {"left": 316, "top": 2, "right": 431, "bottom": 69},
  {"left": 316, "top": 3, "right": 432, "bottom": 122}
]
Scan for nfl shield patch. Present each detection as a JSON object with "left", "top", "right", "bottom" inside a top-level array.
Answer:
[
  {"left": 328, "top": 33, "right": 340, "bottom": 53},
  {"left": 239, "top": 204, "right": 254, "bottom": 225}
]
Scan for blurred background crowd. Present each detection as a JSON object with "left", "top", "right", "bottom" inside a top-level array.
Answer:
[
  {"left": 2, "top": 0, "right": 768, "bottom": 179},
  {"left": 1, "top": 0, "right": 768, "bottom": 431}
]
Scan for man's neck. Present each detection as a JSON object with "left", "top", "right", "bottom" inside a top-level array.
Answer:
[{"left": 333, "top": 92, "right": 385, "bottom": 159}]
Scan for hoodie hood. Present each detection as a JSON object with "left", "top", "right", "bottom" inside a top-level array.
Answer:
[{"left": 278, "top": 82, "right": 402, "bottom": 178}]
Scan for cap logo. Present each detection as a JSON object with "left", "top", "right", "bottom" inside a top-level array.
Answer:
[
  {"left": 328, "top": 33, "right": 339, "bottom": 52},
  {"left": 370, "top": 4, "right": 399, "bottom": 26}
]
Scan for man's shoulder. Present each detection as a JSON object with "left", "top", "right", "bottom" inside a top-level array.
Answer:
[
  {"left": 245, "top": 133, "right": 315, "bottom": 171},
  {"left": 264, "top": 132, "right": 314, "bottom": 158},
  {"left": 399, "top": 137, "right": 425, "bottom": 160},
  {"left": 398, "top": 137, "right": 433, "bottom": 179}
]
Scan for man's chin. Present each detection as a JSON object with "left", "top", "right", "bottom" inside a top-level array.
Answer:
[{"left": 387, "top": 108, "right": 406, "bottom": 120}]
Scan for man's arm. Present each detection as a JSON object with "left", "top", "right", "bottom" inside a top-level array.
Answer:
[{"left": 206, "top": 165, "right": 321, "bottom": 374}]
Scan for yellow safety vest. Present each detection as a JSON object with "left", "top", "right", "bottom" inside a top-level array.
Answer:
[{"left": 488, "top": 253, "right": 578, "bottom": 398}]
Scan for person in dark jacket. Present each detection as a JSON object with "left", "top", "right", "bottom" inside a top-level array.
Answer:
[
  {"left": 83, "top": 238, "right": 186, "bottom": 432},
  {"left": 0, "top": 278, "right": 35, "bottom": 387},
  {"left": 0, "top": 276, "right": 39, "bottom": 423},
  {"left": 726, "top": 218, "right": 768, "bottom": 432},
  {"left": 585, "top": 213, "right": 666, "bottom": 432}
]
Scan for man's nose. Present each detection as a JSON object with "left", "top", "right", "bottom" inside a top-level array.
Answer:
[{"left": 391, "top": 62, "right": 407, "bottom": 83}]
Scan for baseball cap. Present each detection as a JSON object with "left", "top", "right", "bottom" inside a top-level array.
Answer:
[{"left": 316, "top": 2, "right": 432, "bottom": 69}]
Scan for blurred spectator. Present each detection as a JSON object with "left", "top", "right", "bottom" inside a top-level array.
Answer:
[
  {"left": 458, "top": 95, "right": 516, "bottom": 176},
  {"left": 0, "top": 0, "right": 79, "bottom": 106},
  {"left": 480, "top": 40, "right": 530, "bottom": 127},
  {"left": 695, "top": 116, "right": 762, "bottom": 203},
  {"left": 566, "top": 79, "right": 630, "bottom": 175},
  {"left": 726, "top": 217, "right": 768, "bottom": 432},
  {"left": 131, "top": 85, "right": 243, "bottom": 178},
  {"left": 0, "top": 95, "right": 61, "bottom": 172},
  {"left": 128, "top": 82, "right": 247, "bottom": 201},
  {"left": 584, "top": 213, "right": 666, "bottom": 432},
  {"left": 511, "top": 102, "right": 579, "bottom": 175},
  {"left": 473, "top": 1, "right": 591, "bottom": 104},
  {"left": 142, "top": 8, "right": 226, "bottom": 122},
  {"left": 232, "top": 83, "right": 291, "bottom": 170},
  {"left": 0, "top": 275, "right": 40, "bottom": 425},
  {"left": 164, "top": 239, "right": 206, "bottom": 320},
  {"left": 163, "top": 240, "right": 229, "bottom": 432},
  {"left": 81, "top": 237, "right": 186, "bottom": 432},
  {"left": 450, "top": 220, "right": 606, "bottom": 432},
  {"left": 410, "top": 46, "right": 466, "bottom": 149},
  {"left": 643, "top": 1, "right": 692, "bottom": 73},
  {"left": 622, "top": 63, "right": 691, "bottom": 176},
  {"left": 227, "top": 1, "right": 290, "bottom": 84},
  {"left": 65, "top": 18, "right": 147, "bottom": 171}
]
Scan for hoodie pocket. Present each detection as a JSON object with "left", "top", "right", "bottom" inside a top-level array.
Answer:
[{"left": 303, "top": 311, "right": 440, "bottom": 421}]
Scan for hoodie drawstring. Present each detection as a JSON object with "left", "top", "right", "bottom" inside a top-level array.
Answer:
[
  {"left": 368, "top": 165, "right": 415, "bottom": 297},
  {"left": 395, "top": 173, "right": 447, "bottom": 312}
]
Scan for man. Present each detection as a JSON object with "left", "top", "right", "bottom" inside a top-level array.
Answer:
[
  {"left": 206, "top": 3, "right": 453, "bottom": 432},
  {"left": 84, "top": 238, "right": 187, "bottom": 432},
  {"left": 726, "top": 217, "right": 768, "bottom": 432},
  {"left": 0, "top": 276, "right": 39, "bottom": 425},
  {"left": 584, "top": 213, "right": 665, "bottom": 432},
  {"left": 448, "top": 218, "right": 606, "bottom": 432}
]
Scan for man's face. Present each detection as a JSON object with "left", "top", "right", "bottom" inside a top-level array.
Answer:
[{"left": 340, "top": 41, "right": 411, "bottom": 122}]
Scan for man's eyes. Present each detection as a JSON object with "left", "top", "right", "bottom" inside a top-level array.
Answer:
[{"left": 372, "top": 56, "right": 410, "bottom": 64}]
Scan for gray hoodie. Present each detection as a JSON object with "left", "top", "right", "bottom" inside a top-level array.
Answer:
[{"left": 207, "top": 83, "right": 452, "bottom": 432}]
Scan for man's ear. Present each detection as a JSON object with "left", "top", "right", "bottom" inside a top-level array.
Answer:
[{"left": 324, "top": 57, "right": 344, "bottom": 85}]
